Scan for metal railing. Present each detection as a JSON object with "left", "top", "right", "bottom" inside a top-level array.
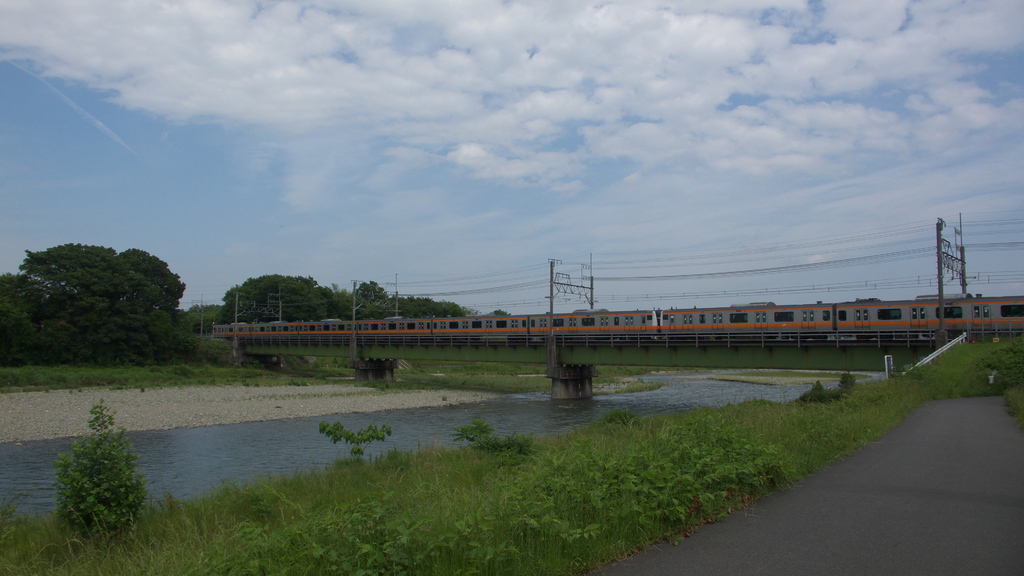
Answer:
[{"left": 912, "top": 332, "right": 969, "bottom": 369}]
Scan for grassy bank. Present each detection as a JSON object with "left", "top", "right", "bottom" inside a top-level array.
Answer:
[{"left": 1, "top": 341, "right": 1021, "bottom": 575}]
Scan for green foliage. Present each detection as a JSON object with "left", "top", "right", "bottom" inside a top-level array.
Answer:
[
  {"left": 0, "top": 492, "right": 25, "bottom": 546},
  {"left": 451, "top": 418, "right": 495, "bottom": 443},
  {"left": 8, "top": 244, "right": 189, "bottom": 365},
  {"left": 797, "top": 382, "right": 846, "bottom": 403},
  {"left": 839, "top": 372, "right": 857, "bottom": 389},
  {"left": 319, "top": 422, "right": 393, "bottom": 456},
  {"left": 53, "top": 401, "right": 147, "bottom": 536},
  {"left": 452, "top": 419, "right": 534, "bottom": 465},
  {"left": 980, "top": 337, "right": 1024, "bottom": 392},
  {"left": 1006, "top": 386, "right": 1024, "bottom": 428},
  {"left": 219, "top": 274, "right": 340, "bottom": 325},
  {"left": 598, "top": 409, "right": 642, "bottom": 425}
]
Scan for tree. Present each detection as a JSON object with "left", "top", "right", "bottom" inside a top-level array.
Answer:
[
  {"left": 0, "top": 273, "right": 32, "bottom": 366},
  {"left": 180, "top": 303, "right": 223, "bottom": 336},
  {"left": 54, "top": 401, "right": 147, "bottom": 536},
  {"left": 17, "top": 244, "right": 187, "bottom": 364},
  {"left": 217, "top": 275, "right": 335, "bottom": 325}
]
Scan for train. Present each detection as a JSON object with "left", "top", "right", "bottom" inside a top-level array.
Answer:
[{"left": 212, "top": 294, "right": 1024, "bottom": 341}]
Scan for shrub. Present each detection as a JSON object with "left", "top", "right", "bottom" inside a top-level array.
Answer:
[
  {"left": 980, "top": 337, "right": 1024, "bottom": 392},
  {"left": 839, "top": 372, "right": 857, "bottom": 389},
  {"left": 319, "top": 422, "right": 393, "bottom": 456},
  {"left": 451, "top": 418, "right": 495, "bottom": 443},
  {"left": 452, "top": 419, "right": 535, "bottom": 465},
  {"left": 53, "top": 401, "right": 147, "bottom": 536},
  {"left": 797, "top": 382, "right": 845, "bottom": 403}
]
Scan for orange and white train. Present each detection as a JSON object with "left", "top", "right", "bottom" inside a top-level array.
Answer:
[{"left": 213, "top": 294, "right": 1024, "bottom": 341}]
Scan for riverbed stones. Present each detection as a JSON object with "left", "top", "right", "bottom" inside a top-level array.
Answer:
[{"left": 0, "top": 385, "right": 497, "bottom": 443}]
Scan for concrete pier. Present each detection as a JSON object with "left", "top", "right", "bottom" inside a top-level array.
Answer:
[
  {"left": 352, "top": 358, "right": 398, "bottom": 382},
  {"left": 549, "top": 363, "right": 597, "bottom": 399}
]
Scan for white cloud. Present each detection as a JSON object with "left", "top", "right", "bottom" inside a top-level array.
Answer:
[{"left": 2, "top": 0, "right": 1022, "bottom": 218}]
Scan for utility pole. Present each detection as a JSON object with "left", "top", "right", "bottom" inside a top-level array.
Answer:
[
  {"left": 350, "top": 280, "right": 358, "bottom": 367},
  {"left": 936, "top": 216, "right": 970, "bottom": 347},
  {"left": 547, "top": 259, "right": 558, "bottom": 377},
  {"left": 936, "top": 218, "right": 946, "bottom": 346},
  {"left": 233, "top": 292, "right": 239, "bottom": 366}
]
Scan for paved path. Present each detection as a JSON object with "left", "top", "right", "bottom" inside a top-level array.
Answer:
[{"left": 592, "top": 396, "right": 1024, "bottom": 576}]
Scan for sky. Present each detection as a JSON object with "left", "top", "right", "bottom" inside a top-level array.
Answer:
[{"left": 2, "top": 0, "right": 1023, "bottom": 315}]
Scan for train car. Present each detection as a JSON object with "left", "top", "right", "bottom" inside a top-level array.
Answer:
[{"left": 212, "top": 295, "right": 1024, "bottom": 342}]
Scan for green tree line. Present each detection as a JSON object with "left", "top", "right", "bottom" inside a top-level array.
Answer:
[
  {"left": 215, "top": 276, "right": 474, "bottom": 325},
  {"left": 0, "top": 244, "right": 475, "bottom": 367}
]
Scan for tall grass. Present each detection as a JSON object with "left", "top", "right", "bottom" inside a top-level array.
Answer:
[{"left": 2, "top": 340, "right": 1021, "bottom": 576}]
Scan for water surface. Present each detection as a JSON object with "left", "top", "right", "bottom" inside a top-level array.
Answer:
[{"left": 1, "top": 373, "right": 837, "bottom": 514}]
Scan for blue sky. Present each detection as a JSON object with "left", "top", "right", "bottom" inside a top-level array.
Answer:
[{"left": 2, "top": 0, "right": 1022, "bottom": 314}]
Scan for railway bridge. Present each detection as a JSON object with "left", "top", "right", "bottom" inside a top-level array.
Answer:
[{"left": 234, "top": 329, "right": 939, "bottom": 399}]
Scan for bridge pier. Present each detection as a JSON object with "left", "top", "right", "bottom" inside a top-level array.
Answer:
[
  {"left": 352, "top": 358, "right": 399, "bottom": 382},
  {"left": 549, "top": 364, "right": 597, "bottom": 399}
]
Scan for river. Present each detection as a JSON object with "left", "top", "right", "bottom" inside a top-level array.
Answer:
[{"left": 0, "top": 373, "right": 839, "bottom": 515}]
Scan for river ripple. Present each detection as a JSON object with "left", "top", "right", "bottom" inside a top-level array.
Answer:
[{"left": 0, "top": 373, "right": 838, "bottom": 514}]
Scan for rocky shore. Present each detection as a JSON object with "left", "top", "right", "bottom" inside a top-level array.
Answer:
[{"left": 0, "top": 385, "right": 498, "bottom": 444}]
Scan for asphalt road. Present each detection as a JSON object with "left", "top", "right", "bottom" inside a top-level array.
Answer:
[{"left": 591, "top": 396, "right": 1024, "bottom": 576}]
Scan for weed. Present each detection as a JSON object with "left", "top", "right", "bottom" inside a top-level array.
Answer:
[{"left": 598, "top": 410, "right": 642, "bottom": 425}]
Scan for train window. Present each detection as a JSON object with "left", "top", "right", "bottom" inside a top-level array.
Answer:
[
  {"left": 496, "top": 320, "right": 508, "bottom": 328},
  {"left": 614, "top": 317, "right": 620, "bottom": 326},
  {"left": 408, "top": 323, "right": 416, "bottom": 330},
  {"left": 809, "top": 311, "right": 815, "bottom": 321},
  {"left": 388, "top": 323, "right": 397, "bottom": 330},
  {"left": 699, "top": 314, "right": 706, "bottom": 324},
  {"left": 973, "top": 306, "right": 980, "bottom": 318},
  {"left": 582, "top": 318, "right": 595, "bottom": 327},
  {"left": 485, "top": 321, "right": 493, "bottom": 329},
  {"left": 877, "top": 309, "right": 902, "bottom": 320},
  {"left": 1001, "top": 305, "right": 1024, "bottom": 317},
  {"left": 730, "top": 313, "right": 748, "bottom": 323},
  {"left": 802, "top": 311, "right": 807, "bottom": 322},
  {"left": 471, "top": 321, "right": 482, "bottom": 329},
  {"left": 553, "top": 319, "right": 565, "bottom": 327},
  {"left": 822, "top": 311, "right": 831, "bottom": 321},
  {"left": 449, "top": 321, "right": 459, "bottom": 329},
  {"left": 838, "top": 310, "right": 847, "bottom": 321},
  {"left": 855, "top": 310, "right": 861, "bottom": 322},
  {"left": 531, "top": 319, "right": 537, "bottom": 328},
  {"left": 912, "top": 308, "right": 918, "bottom": 320},
  {"left": 775, "top": 312, "right": 795, "bottom": 322},
  {"left": 937, "top": 306, "right": 963, "bottom": 319},
  {"left": 984, "top": 306, "right": 990, "bottom": 318}
]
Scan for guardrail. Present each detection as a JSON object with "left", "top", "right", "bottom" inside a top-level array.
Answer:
[{"left": 912, "top": 332, "right": 969, "bottom": 369}]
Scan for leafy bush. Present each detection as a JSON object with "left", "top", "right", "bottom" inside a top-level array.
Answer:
[
  {"left": 452, "top": 419, "right": 535, "bottom": 465},
  {"left": 797, "top": 382, "right": 845, "bottom": 403},
  {"left": 451, "top": 418, "right": 496, "bottom": 443},
  {"left": 839, "top": 372, "right": 857, "bottom": 389},
  {"left": 319, "top": 422, "right": 393, "bottom": 456},
  {"left": 53, "top": 401, "right": 147, "bottom": 536},
  {"left": 980, "top": 337, "right": 1024, "bottom": 392}
]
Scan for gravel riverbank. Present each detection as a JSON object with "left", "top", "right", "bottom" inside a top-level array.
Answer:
[{"left": 0, "top": 385, "right": 498, "bottom": 444}]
